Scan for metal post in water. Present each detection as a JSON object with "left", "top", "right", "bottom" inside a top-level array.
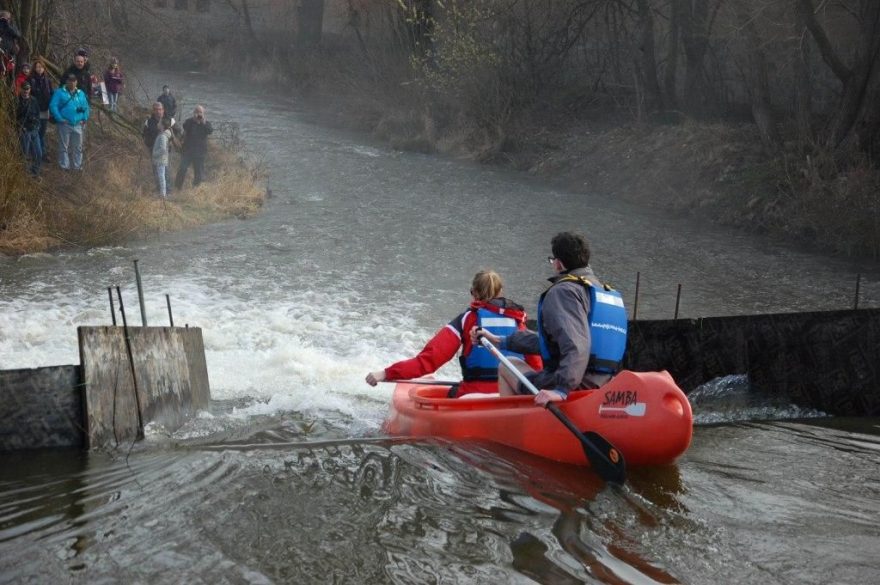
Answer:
[
  {"left": 166, "top": 294, "right": 174, "bottom": 327},
  {"left": 133, "top": 259, "right": 147, "bottom": 327},
  {"left": 116, "top": 286, "right": 145, "bottom": 440},
  {"left": 633, "top": 271, "right": 641, "bottom": 320},
  {"left": 108, "top": 287, "right": 117, "bottom": 326},
  {"left": 854, "top": 274, "right": 861, "bottom": 310},
  {"left": 674, "top": 284, "right": 682, "bottom": 320}
]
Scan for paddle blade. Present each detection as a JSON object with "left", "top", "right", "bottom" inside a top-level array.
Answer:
[
  {"left": 581, "top": 431, "right": 627, "bottom": 485},
  {"left": 546, "top": 403, "right": 626, "bottom": 484}
]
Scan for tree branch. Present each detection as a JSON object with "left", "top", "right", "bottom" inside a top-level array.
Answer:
[{"left": 797, "top": 0, "right": 851, "bottom": 82}]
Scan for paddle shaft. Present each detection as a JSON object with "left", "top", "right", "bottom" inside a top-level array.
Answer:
[
  {"left": 478, "top": 336, "right": 626, "bottom": 484},
  {"left": 384, "top": 379, "right": 459, "bottom": 387}
]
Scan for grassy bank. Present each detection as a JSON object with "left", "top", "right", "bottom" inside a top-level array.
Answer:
[
  {"left": 0, "top": 95, "right": 264, "bottom": 256},
  {"left": 503, "top": 120, "right": 880, "bottom": 259}
]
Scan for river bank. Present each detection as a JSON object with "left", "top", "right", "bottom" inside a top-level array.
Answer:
[
  {"left": 0, "top": 98, "right": 264, "bottom": 256},
  {"left": 290, "top": 77, "right": 879, "bottom": 260}
]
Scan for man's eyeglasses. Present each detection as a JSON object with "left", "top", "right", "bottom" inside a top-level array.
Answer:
[{"left": 547, "top": 256, "right": 556, "bottom": 264}]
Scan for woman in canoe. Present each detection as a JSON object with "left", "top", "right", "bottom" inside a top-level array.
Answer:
[{"left": 365, "top": 270, "right": 542, "bottom": 397}]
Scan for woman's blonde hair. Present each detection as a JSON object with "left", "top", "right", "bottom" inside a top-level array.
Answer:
[{"left": 471, "top": 270, "right": 503, "bottom": 301}]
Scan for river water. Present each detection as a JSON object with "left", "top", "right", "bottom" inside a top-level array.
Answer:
[{"left": 1, "top": 71, "right": 879, "bottom": 584}]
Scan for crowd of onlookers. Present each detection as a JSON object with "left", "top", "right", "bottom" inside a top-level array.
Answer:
[{"left": 2, "top": 10, "right": 213, "bottom": 197}]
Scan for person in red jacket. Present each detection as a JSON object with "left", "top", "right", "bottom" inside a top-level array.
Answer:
[
  {"left": 365, "top": 270, "right": 542, "bottom": 397},
  {"left": 13, "top": 61, "right": 29, "bottom": 94}
]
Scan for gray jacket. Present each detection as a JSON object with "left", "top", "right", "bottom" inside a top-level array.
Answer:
[{"left": 503, "top": 266, "right": 611, "bottom": 394}]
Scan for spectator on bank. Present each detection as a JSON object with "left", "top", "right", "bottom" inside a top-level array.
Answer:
[
  {"left": 13, "top": 61, "right": 29, "bottom": 94},
  {"left": 143, "top": 101, "right": 175, "bottom": 195},
  {"left": 49, "top": 73, "right": 90, "bottom": 171},
  {"left": 175, "top": 105, "right": 213, "bottom": 189},
  {"left": 103, "top": 58, "right": 124, "bottom": 112},
  {"left": 0, "top": 11, "right": 21, "bottom": 80},
  {"left": 29, "top": 59, "right": 53, "bottom": 160},
  {"left": 63, "top": 51, "right": 92, "bottom": 102},
  {"left": 152, "top": 118, "right": 173, "bottom": 198},
  {"left": 16, "top": 82, "right": 42, "bottom": 176},
  {"left": 157, "top": 85, "right": 177, "bottom": 119}
]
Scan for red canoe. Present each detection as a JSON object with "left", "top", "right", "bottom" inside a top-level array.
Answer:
[{"left": 383, "top": 370, "right": 693, "bottom": 467}]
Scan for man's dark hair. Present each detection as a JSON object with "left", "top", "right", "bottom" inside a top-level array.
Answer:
[{"left": 551, "top": 231, "right": 591, "bottom": 270}]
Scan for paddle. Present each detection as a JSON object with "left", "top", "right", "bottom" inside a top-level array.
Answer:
[
  {"left": 478, "top": 337, "right": 627, "bottom": 485},
  {"left": 383, "top": 379, "right": 460, "bottom": 387}
]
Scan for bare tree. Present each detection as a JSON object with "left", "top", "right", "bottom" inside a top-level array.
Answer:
[
  {"left": 798, "top": 0, "right": 880, "bottom": 149},
  {"left": 734, "top": 0, "right": 779, "bottom": 147},
  {"left": 0, "top": 0, "right": 57, "bottom": 60}
]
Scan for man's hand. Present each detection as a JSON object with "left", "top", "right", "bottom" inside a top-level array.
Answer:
[
  {"left": 469, "top": 326, "right": 500, "bottom": 346},
  {"left": 534, "top": 389, "right": 565, "bottom": 407}
]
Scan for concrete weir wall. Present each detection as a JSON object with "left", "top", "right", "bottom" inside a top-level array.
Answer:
[
  {"left": 78, "top": 326, "right": 211, "bottom": 449},
  {"left": 625, "top": 308, "right": 880, "bottom": 416},
  {"left": 1, "top": 327, "right": 210, "bottom": 451},
  {"left": 0, "top": 366, "right": 83, "bottom": 450}
]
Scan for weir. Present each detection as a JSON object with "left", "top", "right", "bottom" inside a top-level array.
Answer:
[
  {"left": 625, "top": 307, "right": 880, "bottom": 417},
  {"left": 0, "top": 326, "right": 210, "bottom": 451},
  {"left": 2, "top": 307, "right": 878, "bottom": 451}
]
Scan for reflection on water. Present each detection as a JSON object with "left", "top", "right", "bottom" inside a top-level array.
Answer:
[
  {"left": 0, "top": 436, "right": 685, "bottom": 583},
  {"left": 1, "top": 417, "right": 879, "bottom": 583}
]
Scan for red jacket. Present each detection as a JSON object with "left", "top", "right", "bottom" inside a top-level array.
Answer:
[
  {"left": 384, "top": 298, "right": 543, "bottom": 396},
  {"left": 14, "top": 71, "right": 27, "bottom": 95}
]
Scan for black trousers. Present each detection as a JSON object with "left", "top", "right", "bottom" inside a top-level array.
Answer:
[{"left": 175, "top": 152, "right": 206, "bottom": 189}]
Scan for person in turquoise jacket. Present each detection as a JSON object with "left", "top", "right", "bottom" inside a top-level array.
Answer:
[{"left": 49, "top": 72, "right": 90, "bottom": 171}]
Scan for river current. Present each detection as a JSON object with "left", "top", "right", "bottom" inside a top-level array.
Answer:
[{"left": 1, "top": 70, "right": 879, "bottom": 584}]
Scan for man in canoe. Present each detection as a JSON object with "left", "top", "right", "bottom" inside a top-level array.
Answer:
[
  {"left": 473, "top": 232, "right": 628, "bottom": 406},
  {"left": 365, "top": 270, "right": 542, "bottom": 397}
]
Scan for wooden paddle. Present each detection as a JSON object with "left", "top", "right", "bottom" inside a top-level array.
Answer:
[{"left": 478, "top": 337, "right": 627, "bottom": 485}]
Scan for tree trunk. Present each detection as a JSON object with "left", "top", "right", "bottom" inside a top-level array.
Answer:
[
  {"left": 664, "top": 0, "right": 681, "bottom": 109},
  {"left": 857, "top": 55, "right": 880, "bottom": 157},
  {"left": 734, "top": 0, "right": 779, "bottom": 147},
  {"left": 297, "top": 0, "right": 324, "bottom": 48},
  {"left": 799, "top": 0, "right": 880, "bottom": 149},
  {"left": 680, "top": 0, "right": 710, "bottom": 115},
  {"left": 793, "top": 1, "right": 813, "bottom": 145},
  {"left": 635, "top": 0, "right": 663, "bottom": 112}
]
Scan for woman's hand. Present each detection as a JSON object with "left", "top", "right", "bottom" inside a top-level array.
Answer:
[
  {"left": 365, "top": 370, "right": 386, "bottom": 386},
  {"left": 469, "top": 326, "right": 500, "bottom": 346}
]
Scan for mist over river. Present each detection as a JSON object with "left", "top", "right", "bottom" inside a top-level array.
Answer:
[{"left": 1, "top": 70, "right": 878, "bottom": 584}]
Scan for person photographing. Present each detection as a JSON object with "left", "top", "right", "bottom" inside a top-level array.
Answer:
[{"left": 175, "top": 104, "right": 213, "bottom": 190}]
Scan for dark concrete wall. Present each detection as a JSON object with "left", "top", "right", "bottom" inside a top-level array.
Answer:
[
  {"left": 78, "top": 326, "right": 211, "bottom": 449},
  {"left": 625, "top": 308, "right": 880, "bottom": 416},
  {"left": 0, "top": 366, "right": 83, "bottom": 450}
]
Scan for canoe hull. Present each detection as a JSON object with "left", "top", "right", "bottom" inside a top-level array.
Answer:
[{"left": 383, "top": 370, "right": 693, "bottom": 466}]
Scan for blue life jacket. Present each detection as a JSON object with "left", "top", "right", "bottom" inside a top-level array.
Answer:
[
  {"left": 537, "top": 275, "right": 627, "bottom": 374},
  {"left": 459, "top": 307, "right": 525, "bottom": 380}
]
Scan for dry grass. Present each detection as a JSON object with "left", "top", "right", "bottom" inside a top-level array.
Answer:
[{"left": 0, "top": 101, "right": 264, "bottom": 256}]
